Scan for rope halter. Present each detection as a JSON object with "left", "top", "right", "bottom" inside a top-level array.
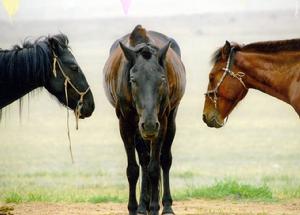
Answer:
[
  {"left": 204, "top": 47, "right": 247, "bottom": 109},
  {"left": 52, "top": 51, "right": 90, "bottom": 163},
  {"left": 52, "top": 52, "right": 90, "bottom": 128}
]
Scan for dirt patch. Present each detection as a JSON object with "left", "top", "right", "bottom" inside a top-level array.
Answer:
[
  {"left": 0, "top": 205, "right": 14, "bottom": 215},
  {"left": 1, "top": 200, "right": 300, "bottom": 215}
]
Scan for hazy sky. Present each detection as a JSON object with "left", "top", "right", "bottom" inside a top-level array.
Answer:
[{"left": 0, "top": 0, "right": 298, "bottom": 21}]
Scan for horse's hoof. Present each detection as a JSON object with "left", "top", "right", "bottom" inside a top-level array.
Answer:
[
  {"left": 162, "top": 207, "right": 175, "bottom": 215},
  {"left": 137, "top": 210, "right": 148, "bottom": 215},
  {"left": 137, "top": 204, "right": 149, "bottom": 215},
  {"left": 137, "top": 211, "right": 147, "bottom": 215}
]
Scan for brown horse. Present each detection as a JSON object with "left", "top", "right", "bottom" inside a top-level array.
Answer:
[
  {"left": 103, "top": 25, "right": 186, "bottom": 215},
  {"left": 203, "top": 39, "right": 300, "bottom": 128}
]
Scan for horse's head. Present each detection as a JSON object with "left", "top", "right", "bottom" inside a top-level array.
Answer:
[
  {"left": 203, "top": 41, "right": 248, "bottom": 128},
  {"left": 120, "top": 42, "right": 170, "bottom": 140},
  {"left": 45, "top": 34, "right": 94, "bottom": 118}
]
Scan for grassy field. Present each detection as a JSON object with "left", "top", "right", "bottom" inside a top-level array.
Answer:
[
  {"left": 1, "top": 179, "right": 277, "bottom": 204},
  {"left": 0, "top": 11, "right": 300, "bottom": 209}
]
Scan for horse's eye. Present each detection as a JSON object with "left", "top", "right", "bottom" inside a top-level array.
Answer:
[
  {"left": 209, "top": 75, "right": 214, "bottom": 82},
  {"left": 70, "top": 65, "right": 78, "bottom": 71},
  {"left": 130, "top": 77, "right": 136, "bottom": 84}
]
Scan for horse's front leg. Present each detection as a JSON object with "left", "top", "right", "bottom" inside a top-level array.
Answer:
[
  {"left": 148, "top": 117, "right": 167, "bottom": 215},
  {"left": 160, "top": 108, "right": 177, "bottom": 215},
  {"left": 289, "top": 84, "right": 300, "bottom": 117},
  {"left": 120, "top": 117, "right": 139, "bottom": 215},
  {"left": 135, "top": 133, "right": 151, "bottom": 215}
]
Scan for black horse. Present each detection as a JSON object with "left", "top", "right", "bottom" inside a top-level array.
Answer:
[
  {"left": 0, "top": 34, "right": 94, "bottom": 119},
  {"left": 103, "top": 25, "right": 186, "bottom": 215}
]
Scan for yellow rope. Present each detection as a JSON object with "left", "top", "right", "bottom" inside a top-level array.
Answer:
[
  {"left": 52, "top": 52, "right": 90, "bottom": 164},
  {"left": 64, "top": 78, "right": 74, "bottom": 164}
]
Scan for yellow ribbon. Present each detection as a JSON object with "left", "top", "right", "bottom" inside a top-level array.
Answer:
[{"left": 2, "top": 0, "right": 20, "bottom": 19}]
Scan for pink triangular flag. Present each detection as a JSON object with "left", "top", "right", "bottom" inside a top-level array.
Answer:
[{"left": 120, "top": 0, "right": 132, "bottom": 15}]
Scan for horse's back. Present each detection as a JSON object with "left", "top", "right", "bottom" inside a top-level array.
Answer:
[
  {"left": 109, "top": 30, "right": 181, "bottom": 57},
  {"left": 103, "top": 46, "right": 124, "bottom": 107},
  {"left": 148, "top": 31, "right": 181, "bottom": 57}
]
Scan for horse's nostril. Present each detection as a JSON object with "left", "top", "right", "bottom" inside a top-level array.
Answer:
[
  {"left": 141, "top": 121, "right": 159, "bottom": 134},
  {"left": 202, "top": 114, "right": 207, "bottom": 123},
  {"left": 155, "top": 122, "right": 159, "bottom": 130},
  {"left": 90, "top": 101, "right": 95, "bottom": 110}
]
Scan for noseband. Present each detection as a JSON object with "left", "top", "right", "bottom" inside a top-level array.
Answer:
[
  {"left": 52, "top": 52, "right": 90, "bottom": 124},
  {"left": 205, "top": 47, "right": 247, "bottom": 109}
]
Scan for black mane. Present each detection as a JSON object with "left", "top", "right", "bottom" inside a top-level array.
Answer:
[
  {"left": 211, "top": 47, "right": 223, "bottom": 65},
  {"left": 0, "top": 34, "right": 69, "bottom": 114},
  {"left": 211, "top": 38, "right": 300, "bottom": 64},
  {"left": 0, "top": 34, "right": 69, "bottom": 86},
  {"left": 243, "top": 38, "right": 300, "bottom": 53}
]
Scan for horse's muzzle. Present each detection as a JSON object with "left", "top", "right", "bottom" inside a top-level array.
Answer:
[
  {"left": 202, "top": 114, "right": 223, "bottom": 128},
  {"left": 139, "top": 120, "right": 160, "bottom": 140},
  {"left": 80, "top": 100, "right": 95, "bottom": 118}
]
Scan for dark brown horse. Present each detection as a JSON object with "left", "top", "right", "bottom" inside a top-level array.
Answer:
[
  {"left": 103, "top": 25, "right": 186, "bottom": 215},
  {"left": 203, "top": 39, "right": 300, "bottom": 128}
]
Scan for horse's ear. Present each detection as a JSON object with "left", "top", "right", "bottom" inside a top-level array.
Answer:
[
  {"left": 221, "top": 40, "right": 231, "bottom": 59},
  {"left": 119, "top": 42, "right": 136, "bottom": 63},
  {"left": 158, "top": 41, "right": 171, "bottom": 66},
  {"left": 48, "top": 37, "right": 59, "bottom": 53}
]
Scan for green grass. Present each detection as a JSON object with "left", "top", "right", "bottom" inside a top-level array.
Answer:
[
  {"left": 278, "top": 186, "right": 300, "bottom": 199},
  {"left": 1, "top": 180, "right": 278, "bottom": 204},
  {"left": 5, "top": 192, "right": 23, "bottom": 203},
  {"left": 88, "top": 195, "right": 125, "bottom": 203},
  {"left": 0, "top": 182, "right": 128, "bottom": 203},
  {"left": 3, "top": 190, "right": 127, "bottom": 204},
  {"left": 2, "top": 176, "right": 300, "bottom": 204},
  {"left": 174, "top": 180, "right": 273, "bottom": 201}
]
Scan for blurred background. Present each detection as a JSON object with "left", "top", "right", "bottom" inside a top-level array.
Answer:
[{"left": 0, "top": 0, "right": 299, "bottom": 202}]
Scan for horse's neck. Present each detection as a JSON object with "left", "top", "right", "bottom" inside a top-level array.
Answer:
[
  {"left": 0, "top": 53, "right": 46, "bottom": 109},
  {"left": 237, "top": 51, "right": 300, "bottom": 104},
  {"left": 0, "top": 82, "right": 41, "bottom": 109}
]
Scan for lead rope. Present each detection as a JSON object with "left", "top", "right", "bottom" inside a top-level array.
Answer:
[
  {"left": 53, "top": 52, "right": 90, "bottom": 164},
  {"left": 64, "top": 78, "right": 74, "bottom": 164},
  {"left": 52, "top": 52, "right": 74, "bottom": 164},
  {"left": 74, "top": 91, "right": 88, "bottom": 130},
  {"left": 53, "top": 53, "right": 74, "bottom": 164}
]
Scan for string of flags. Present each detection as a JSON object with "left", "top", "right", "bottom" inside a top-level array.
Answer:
[
  {"left": 1, "top": 0, "right": 132, "bottom": 20},
  {"left": 2, "top": 0, "right": 20, "bottom": 19},
  {"left": 120, "top": 0, "right": 132, "bottom": 15}
]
